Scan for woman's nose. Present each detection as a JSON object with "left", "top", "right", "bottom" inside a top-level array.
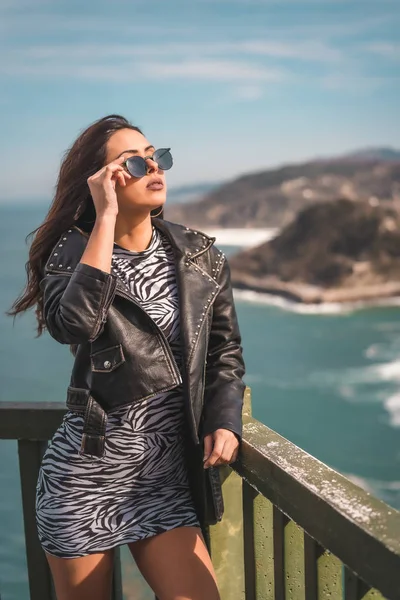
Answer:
[{"left": 145, "top": 157, "right": 159, "bottom": 174}]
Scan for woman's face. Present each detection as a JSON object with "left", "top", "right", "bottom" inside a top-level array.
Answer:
[{"left": 105, "top": 128, "right": 167, "bottom": 215}]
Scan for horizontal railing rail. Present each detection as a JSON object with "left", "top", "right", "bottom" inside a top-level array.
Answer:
[{"left": 1, "top": 391, "right": 400, "bottom": 600}]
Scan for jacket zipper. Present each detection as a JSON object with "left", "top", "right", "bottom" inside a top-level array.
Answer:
[{"left": 89, "top": 274, "right": 118, "bottom": 342}]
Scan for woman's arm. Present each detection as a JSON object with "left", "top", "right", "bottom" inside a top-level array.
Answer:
[
  {"left": 39, "top": 156, "right": 129, "bottom": 345},
  {"left": 39, "top": 227, "right": 118, "bottom": 345},
  {"left": 201, "top": 256, "right": 246, "bottom": 466}
]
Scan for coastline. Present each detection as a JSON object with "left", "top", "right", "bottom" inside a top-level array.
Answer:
[{"left": 231, "top": 274, "right": 400, "bottom": 308}]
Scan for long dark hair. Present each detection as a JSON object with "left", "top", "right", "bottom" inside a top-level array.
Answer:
[{"left": 6, "top": 114, "right": 163, "bottom": 336}]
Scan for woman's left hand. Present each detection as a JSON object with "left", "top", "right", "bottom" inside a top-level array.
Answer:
[{"left": 203, "top": 429, "right": 240, "bottom": 469}]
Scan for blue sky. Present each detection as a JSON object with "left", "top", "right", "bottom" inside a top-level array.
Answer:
[{"left": 0, "top": 0, "right": 399, "bottom": 202}]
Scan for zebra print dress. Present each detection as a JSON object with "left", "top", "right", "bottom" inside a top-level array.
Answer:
[{"left": 35, "top": 226, "right": 200, "bottom": 558}]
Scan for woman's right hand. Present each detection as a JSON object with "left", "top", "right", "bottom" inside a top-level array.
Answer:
[{"left": 87, "top": 155, "right": 132, "bottom": 219}]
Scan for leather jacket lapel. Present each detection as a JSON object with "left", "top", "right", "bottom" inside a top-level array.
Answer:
[{"left": 152, "top": 219, "right": 221, "bottom": 368}]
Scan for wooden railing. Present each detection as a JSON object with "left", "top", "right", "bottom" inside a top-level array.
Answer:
[{"left": 1, "top": 389, "right": 399, "bottom": 600}]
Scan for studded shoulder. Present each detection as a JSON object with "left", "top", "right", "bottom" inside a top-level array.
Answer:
[{"left": 45, "top": 227, "right": 88, "bottom": 274}]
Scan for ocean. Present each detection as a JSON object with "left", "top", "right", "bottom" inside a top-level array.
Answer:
[{"left": 1, "top": 204, "right": 399, "bottom": 599}]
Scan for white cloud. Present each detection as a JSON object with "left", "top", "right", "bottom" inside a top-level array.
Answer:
[
  {"left": 322, "top": 74, "right": 390, "bottom": 92},
  {"left": 0, "top": 51, "right": 286, "bottom": 83},
  {"left": 234, "top": 85, "right": 265, "bottom": 101},
  {"left": 367, "top": 43, "right": 400, "bottom": 60},
  {"left": 141, "top": 60, "right": 285, "bottom": 82},
  {"left": 239, "top": 40, "right": 342, "bottom": 62},
  {"left": 8, "top": 39, "right": 343, "bottom": 63}
]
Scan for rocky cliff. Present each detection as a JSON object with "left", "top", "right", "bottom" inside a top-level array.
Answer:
[
  {"left": 165, "top": 159, "right": 400, "bottom": 229},
  {"left": 228, "top": 198, "right": 400, "bottom": 303}
]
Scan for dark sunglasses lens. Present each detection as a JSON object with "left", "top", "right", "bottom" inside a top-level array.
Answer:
[
  {"left": 125, "top": 156, "right": 146, "bottom": 177},
  {"left": 153, "top": 148, "right": 173, "bottom": 170}
]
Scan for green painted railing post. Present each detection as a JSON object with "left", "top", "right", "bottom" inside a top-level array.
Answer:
[{"left": 207, "top": 388, "right": 252, "bottom": 599}]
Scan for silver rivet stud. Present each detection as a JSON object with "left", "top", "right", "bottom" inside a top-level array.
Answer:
[
  {"left": 59, "top": 264, "right": 62, "bottom": 267},
  {"left": 104, "top": 360, "right": 111, "bottom": 369},
  {"left": 67, "top": 266, "right": 71, "bottom": 270},
  {"left": 63, "top": 237, "right": 67, "bottom": 240},
  {"left": 49, "top": 263, "right": 53, "bottom": 267},
  {"left": 68, "top": 229, "right": 72, "bottom": 232},
  {"left": 59, "top": 244, "right": 63, "bottom": 247},
  {"left": 54, "top": 253, "right": 58, "bottom": 256}
]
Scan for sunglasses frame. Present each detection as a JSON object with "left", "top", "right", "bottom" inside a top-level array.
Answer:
[{"left": 122, "top": 147, "right": 173, "bottom": 178}]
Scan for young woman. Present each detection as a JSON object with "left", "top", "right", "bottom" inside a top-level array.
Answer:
[{"left": 8, "top": 114, "right": 246, "bottom": 600}]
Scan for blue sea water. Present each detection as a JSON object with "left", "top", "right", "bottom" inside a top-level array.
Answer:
[{"left": 0, "top": 204, "right": 399, "bottom": 599}]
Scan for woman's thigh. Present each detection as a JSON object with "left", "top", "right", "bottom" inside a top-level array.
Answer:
[
  {"left": 128, "top": 526, "right": 220, "bottom": 600},
  {"left": 45, "top": 548, "right": 115, "bottom": 600}
]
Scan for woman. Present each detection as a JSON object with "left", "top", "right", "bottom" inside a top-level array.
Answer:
[{"left": 8, "top": 114, "right": 246, "bottom": 600}]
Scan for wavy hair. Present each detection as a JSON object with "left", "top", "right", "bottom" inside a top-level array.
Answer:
[{"left": 6, "top": 114, "right": 163, "bottom": 336}]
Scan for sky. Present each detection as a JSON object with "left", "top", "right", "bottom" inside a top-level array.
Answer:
[{"left": 0, "top": 0, "right": 399, "bottom": 202}]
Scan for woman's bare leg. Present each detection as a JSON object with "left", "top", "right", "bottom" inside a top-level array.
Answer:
[
  {"left": 128, "top": 526, "right": 220, "bottom": 600},
  {"left": 45, "top": 548, "right": 115, "bottom": 600}
]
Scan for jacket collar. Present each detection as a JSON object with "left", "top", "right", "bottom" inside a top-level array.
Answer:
[{"left": 44, "top": 218, "right": 216, "bottom": 275}]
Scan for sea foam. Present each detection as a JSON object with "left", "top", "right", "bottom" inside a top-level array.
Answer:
[
  {"left": 383, "top": 393, "right": 400, "bottom": 427},
  {"left": 233, "top": 289, "right": 400, "bottom": 315}
]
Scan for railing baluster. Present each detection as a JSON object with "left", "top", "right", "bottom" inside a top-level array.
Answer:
[
  {"left": 304, "top": 532, "right": 323, "bottom": 600},
  {"left": 273, "top": 507, "right": 287, "bottom": 600},
  {"left": 243, "top": 482, "right": 276, "bottom": 600},
  {"left": 243, "top": 481, "right": 257, "bottom": 600},
  {"left": 18, "top": 439, "right": 56, "bottom": 600},
  {"left": 284, "top": 519, "right": 305, "bottom": 599},
  {"left": 208, "top": 466, "right": 245, "bottom": 600},
  {"left": 343, "top": 567, "right": 383, "bottom": 600},
  {"left": 317, "top": 550, "right": 342, "bottom": 600}
]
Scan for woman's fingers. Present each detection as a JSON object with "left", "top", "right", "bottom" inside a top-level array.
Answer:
[
  {"left": 114, "top": 169, "right": 131, "bottom": 187},
  {"left": 214, "top": 441, "right": 238, "bottom": 466},
  {"left": 203, "top": 434, "right": 213, "bottom": 464},
  {"left": 206, "top": 430, "right": 240, "bottom": 467},
  {"left": 203, "top": 436, "right": 225, "bottom": 469}
]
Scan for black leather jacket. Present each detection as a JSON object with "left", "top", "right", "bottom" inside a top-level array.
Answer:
[{"left": 39, "top": 218, "right": 246, "bottom": 524}]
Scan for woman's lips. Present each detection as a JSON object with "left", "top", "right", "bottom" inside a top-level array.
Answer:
[{"left": 147, "top": 182, "right": 164, "bottom": 191}]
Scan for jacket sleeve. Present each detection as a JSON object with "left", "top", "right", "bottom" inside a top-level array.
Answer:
[
  {"left": 202, "top": 256, "right": 246, "bottom": 441},
  {"left": 39, "top": 262, "right": 118, "bottom": 345}
]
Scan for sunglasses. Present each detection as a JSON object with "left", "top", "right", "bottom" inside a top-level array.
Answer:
[{"left": 122, "top": 148, "right": 173, "bottom": 178}]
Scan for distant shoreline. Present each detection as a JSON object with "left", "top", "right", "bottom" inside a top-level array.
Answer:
[
  {"left": 231, "top": 275, "right": 400, "bottom": 308},
  {"left": 232, "top": 288, "right": 400, "bottom": 314}
]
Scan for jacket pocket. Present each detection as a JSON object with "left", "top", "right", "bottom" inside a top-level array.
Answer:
[{"left": 90, "top": 343, "right": 125, "bottom": 373}]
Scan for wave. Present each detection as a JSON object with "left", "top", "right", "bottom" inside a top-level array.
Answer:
[
  {"left": 307, "top": 360, "right": 400, "bottom": 390},
  {"left": 233, "top": 288, "right": 400, "bottom": 315},
  {"left": 307, "top": 360, "right": 400, "bottom": 427},
  {"left": 205, "top": 228, "right": 279, "bottom": 247},
  {"left": 383, "top": 393, "right": 400, "bottom": 427}
]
